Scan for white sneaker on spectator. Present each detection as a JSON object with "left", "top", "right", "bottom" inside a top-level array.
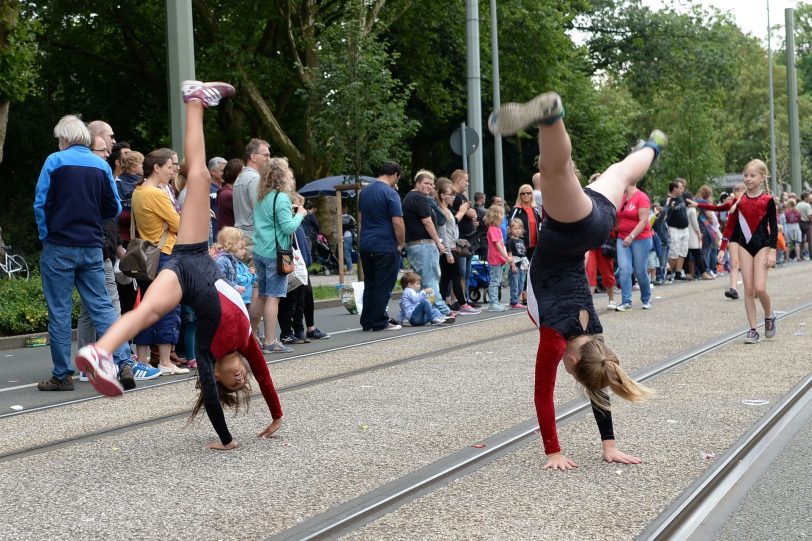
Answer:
[
  {"left": 615, "top": 303, "right": 632, "bottom": 312},
  {"left": 607, "top": 300, "right": 617, "bottom": 311},
  {"left": 642, "top": 302, "right": 652, "bottom": 310},
  {"left": 487, "top": 303, "right": 509, "bottom": 312}
]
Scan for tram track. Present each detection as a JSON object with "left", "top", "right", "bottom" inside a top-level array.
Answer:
[
  {"left": 265, "top": 300, "right": 812, "bottom": 541},
  {"left": 0, "top": 313, "right": 535, "bottom": 463},
  {"left": 638, "top": 371, "right": 812, "bottom": 540}
]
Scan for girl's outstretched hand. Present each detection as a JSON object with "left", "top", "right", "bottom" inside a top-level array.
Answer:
[
  {"left": 602, "top": 440, "right": 642, "bottom": 464},
  {"left": 717, "top": 250, "right": 726, "bottom": 264},
  {"left": 205, "top": 440, "right": 238, "bottom": 451},
  {"left": 543, "top": 453, "right": 579, "bottom": 470},
  {"left": 257, "top": 418, "right": 282, "bottom": 439}
]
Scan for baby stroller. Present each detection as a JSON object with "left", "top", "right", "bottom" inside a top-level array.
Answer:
[
  {"left": 310, "top": 233, "right": 340, "bottom": 275},
  {"left": 467, "top": 256, "right": 501, "bottom": 303}
]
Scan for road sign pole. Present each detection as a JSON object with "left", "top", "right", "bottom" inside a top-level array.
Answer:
[{"left": 461, "top": 122, "right": 468, "bottom": 172}]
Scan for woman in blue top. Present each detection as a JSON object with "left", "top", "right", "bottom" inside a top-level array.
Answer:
[{"left": 250, "top": 158, "right": 307, "bottom": 353}]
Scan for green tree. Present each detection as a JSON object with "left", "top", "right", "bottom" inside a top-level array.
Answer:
[{"left": 0, "top": 0, "right": 37, "bottom": 167}]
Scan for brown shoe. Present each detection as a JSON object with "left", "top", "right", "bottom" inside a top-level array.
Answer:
[
  {"left": 38, "top": 375, "right": 75, "bottom": 391},
  {"left": 170, "top": 350, "right": 188, "bottom": 366},
  {"left": 149, "top": 345, "right": 160, "bottom": 368}
]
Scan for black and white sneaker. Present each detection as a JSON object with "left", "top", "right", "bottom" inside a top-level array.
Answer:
[{"left": 487, "top": 92, "right": 564, "bottom": 136}]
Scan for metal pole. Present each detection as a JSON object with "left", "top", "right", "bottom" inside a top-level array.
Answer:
[
  {"left": 465, "top": 0, "right": 485, "bottom": 196},
  {"left": 490, "top": 0, "right": 504, "bottom": 199},
  {"left": 786, "top": 8, "right": 802, "bottom": 195},
  {"left": 461, "top": 121, "right": 468, "bottom": 172},
  {"left": 165, "top": 0, "right": 196, "bottom": 159},
  {"left": 768, "top": 1, "right": 778, "bottom": 194}
]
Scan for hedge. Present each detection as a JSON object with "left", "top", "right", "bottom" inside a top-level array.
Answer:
[{"left": 0, "top": 272, "right": 80, "bottom": 336}]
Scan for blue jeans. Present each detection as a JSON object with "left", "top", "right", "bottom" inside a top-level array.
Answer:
[
  {"left": 406, "top": 242, "right": 450, "bottom": 315},
  {"left": 78, "top": 258, "right": 120, "bottom": 347},
  {"left": 488, "top": 263, "right": 504, "bottom": 305},
  {"left": 40, "top": 243, "right": 131, "bottom": 380},
  {"left": 359, "top": 251, "right": 401, "bottom": 330},
  {"left": 343, "top": 232, "right": 353, "bottom": 271},
  {"left": 409, "top": 299, "right": 442, "bottom": 326},
  {"left": 508, "top": 266, "right": 525, "bottom": 305},
  {"left": 134, "top": 253, "right": 180, "bottom": 346},
  {"left": 616, "top": 237, "right": 652, "bottom": 305}
]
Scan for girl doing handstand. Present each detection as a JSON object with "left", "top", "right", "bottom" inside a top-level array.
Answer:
[
  {"left": 489, "top": 92, "right": 659, "bottom": 470},
  {"left": 76, "top": 81, "right": 282, "bottom": 450}
]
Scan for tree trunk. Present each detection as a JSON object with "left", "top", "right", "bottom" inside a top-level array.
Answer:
[{"left": 0, "top": 101, "right": 9, "bottom": 168}]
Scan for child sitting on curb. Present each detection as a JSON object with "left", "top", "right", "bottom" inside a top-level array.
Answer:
[{"left": 397, "top": 271, "right": 455, "bottom": 326}]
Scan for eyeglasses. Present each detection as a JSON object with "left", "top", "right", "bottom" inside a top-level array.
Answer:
[
  {"left": 253, "top": 152, "right": 271, "bottom": 158},
  {"left": 91, "top": 148, "right": 107, "bottom": 153},
  {"left": 520, "top": 192, "right": 532, "bottom": 195}
]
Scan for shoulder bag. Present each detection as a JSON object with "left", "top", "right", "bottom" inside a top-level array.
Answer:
[
  {"left": 273, "top": 192, "right": 294, "bottom": 275},
  {"left": 118, "top": 212, "right": 169, "bottom": 281}
]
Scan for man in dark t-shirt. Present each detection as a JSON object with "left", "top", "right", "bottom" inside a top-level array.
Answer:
[
  {"left": 660, "top": 178, "right": 689, "bottom": 280},
  {"left": 402, "top": 170, "right": 452, "bottom": 317},
  {"left": 358, "top": 161, "right": 405, "bottom": 331},
  {"left": 450, "top": 169, "right": 480, "bottom": 307}
]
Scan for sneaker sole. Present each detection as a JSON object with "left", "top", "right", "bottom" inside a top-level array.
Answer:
[
  {"left": 75, "top": 356, "right": 124, "bottom": 397},
  {"left": 488, "top": 92, "right": 563, "bottom": 136}
]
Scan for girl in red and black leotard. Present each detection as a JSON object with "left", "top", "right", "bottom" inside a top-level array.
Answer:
[
  {"left": 76, "top": 81, "right": 283, "bottom": 450},
  {"left": 716, "top": 160, "right": 778, "bottom": 343},
  {"left": 690, "top": 183, "right": 746, "bottom": 299},
  {"left": 489, "top": 92, "right": 655, "bottom": 470}
]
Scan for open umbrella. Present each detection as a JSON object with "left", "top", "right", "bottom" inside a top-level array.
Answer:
[{"left": 297, "top": 175, "right": 377, "bottom": 198}]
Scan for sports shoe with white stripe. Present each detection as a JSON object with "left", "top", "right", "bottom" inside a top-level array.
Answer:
[
  {"left": 131, "top": 361, "right": 161, "bottom": 381},
  {"left": 75, "top": 345, "right": 124, "bottom": 397},
  {"left": 488, "top": 92, "right": 565, "bottom": 136},
  {"left": 181, "top": 80, "right": 235, "bottom": 108}
]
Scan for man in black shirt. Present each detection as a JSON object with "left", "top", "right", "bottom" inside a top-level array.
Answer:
[
  {"left": 402, "top": 170, "right": 452, "bottom": 317},
  {"left": 660, "top": 178, "right": 689, "bottom": 280}
]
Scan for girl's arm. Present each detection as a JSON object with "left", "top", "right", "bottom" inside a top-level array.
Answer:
[
  {"left": 718, "top": 207, "right": 738, "bottom": 252},
  {"left": 496, "top": 240, "right": 509, "bottom": 261},
  {"left": 695, "top": 198, "right": 735, "bottom": 212},
  {"left": 767, "top": 197, "right": 778, "bottom": 250},
  {"left": 534, "top": 327, "right": 567, "bottom": 456},
  {"left": 241, "top": 339, "right": 283, "bottom": 420},
  {"left": 197, "top": 352, "right": 235, "bottom": 447}
]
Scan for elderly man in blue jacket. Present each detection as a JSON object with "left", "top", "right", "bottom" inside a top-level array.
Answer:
[{"left": 34, "top": 115, "right": 136, "bottom": 391}]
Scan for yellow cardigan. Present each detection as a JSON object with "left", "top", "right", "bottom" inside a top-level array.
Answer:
[{"left": 131, "top": 184, "right": 180, "bottom": 255}]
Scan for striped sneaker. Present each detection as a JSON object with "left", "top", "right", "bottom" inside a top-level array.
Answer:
[
  {"left": 744, "top": 329, "right": 760, "bottom": 344},
  {"left": 131, "top": 362, "right": 161, "bottom": 381},
  {"left": 487, "top": 92, "right": 564, "bottom": 136},
  {"left": 181, "top": 80, "right": 235, "bottom": 108},
  {"left": 75, "top": 345, "right": 123, "bottom": 397}
]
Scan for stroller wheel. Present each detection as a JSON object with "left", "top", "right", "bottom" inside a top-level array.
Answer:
[
  {"left": 469, "top": 288, "right": 481, "bottom": 302},
  {"left": 324, "top": 269, "right": 331, "bottom": 276}
]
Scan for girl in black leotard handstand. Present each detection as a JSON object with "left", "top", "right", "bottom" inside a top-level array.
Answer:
[
  {"left": 76, "top": 81, "right": 282, "bottom": 450},
  {"left": 489, "top": 92, "right": 658, "bottom": 470}
]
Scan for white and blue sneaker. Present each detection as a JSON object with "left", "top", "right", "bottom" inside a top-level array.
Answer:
[{"left": 131, "top": 362, "right": 161, "bottom": 381}]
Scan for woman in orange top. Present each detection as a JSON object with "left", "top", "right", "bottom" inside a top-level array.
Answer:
[{"left": 131, "top": 148, "right": 186, "bottom": 375}]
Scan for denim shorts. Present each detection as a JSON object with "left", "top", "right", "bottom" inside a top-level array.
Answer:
[{"left": 253, "top": 252, "right": 289, "bottom": 298}]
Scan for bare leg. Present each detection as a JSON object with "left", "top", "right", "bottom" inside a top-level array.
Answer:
[
  {"left": 538, "top": 120, "right": 658, "bottom": 223},
  {"left": 156, "top": 343, "right": 173, "bottom": 370},
  {"left": 752, "top": 248, "right": 772, "bottom": 317},
  {"left": 262, "top": 297, "right": 281, "bottom": 345},
  {"left": 96, "top": 269, "right": 183, "bottom": 353},
  {"left": 176, "top": 101, "right": 210, "bottom": 245},
  {"left": 737, "top": 246, "right": 757, "bottom": 329}
]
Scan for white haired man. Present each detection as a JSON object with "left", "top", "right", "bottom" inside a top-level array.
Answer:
[
  {"left": 208, "top": 156, "right": 227, "bottom": 241},
  {"left": 34, "top": 115, "right": 136, "bottom": 391}
]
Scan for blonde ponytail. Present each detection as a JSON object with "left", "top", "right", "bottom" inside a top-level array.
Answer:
[{"left": 573, "top": 335, "right": 653, "bottom": 410}]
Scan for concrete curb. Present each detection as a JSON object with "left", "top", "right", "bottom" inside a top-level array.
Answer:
[{"left": 0, "top": 291, "right": 403, "bottom": 351}]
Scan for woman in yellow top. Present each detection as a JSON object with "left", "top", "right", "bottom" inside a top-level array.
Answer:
[{"left": 131, "top": 148, "right": 187, "bottom": 375}]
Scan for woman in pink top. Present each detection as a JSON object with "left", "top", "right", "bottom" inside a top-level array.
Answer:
[{"left": 614, "top": 184, "right": 653, "bottom": 311}]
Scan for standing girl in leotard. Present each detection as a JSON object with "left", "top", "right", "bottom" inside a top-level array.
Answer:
[
  {"left": 715, "top": 160, "right": 777, "bottom": 343},
  {"left": 489, "top": 92, "right": 658, "bottom": 470},
  {"left": 76, "top": 81, "right": 283, "bottom": 450}
]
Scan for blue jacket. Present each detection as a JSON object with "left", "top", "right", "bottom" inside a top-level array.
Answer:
[
  {"left": 294, "top": 226, "right": 312, "bottom": 267},
  {"left": 34, "top": 144, "right": 121, "bottom": 247}
]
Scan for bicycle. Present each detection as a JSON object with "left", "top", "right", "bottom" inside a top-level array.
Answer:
[{"left": 0, "top": 244, "right": 30, "bottom": 280}]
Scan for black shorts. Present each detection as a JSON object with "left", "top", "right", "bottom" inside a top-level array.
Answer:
[
  {"left": 163, "top": 242, "right": 224, "bottom": 347},
  {"left": 538, "top": 188, "right": 616, "bottom": 258}
]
